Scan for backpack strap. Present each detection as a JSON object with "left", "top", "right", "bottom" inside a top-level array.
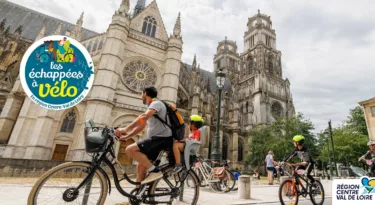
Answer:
[{"left": 153, "top": 101, "right": 171, "bottom": 130}]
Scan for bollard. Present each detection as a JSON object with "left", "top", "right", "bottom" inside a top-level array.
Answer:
[{"left": 238, "top": 175, "right": 251, "bottom": 199}]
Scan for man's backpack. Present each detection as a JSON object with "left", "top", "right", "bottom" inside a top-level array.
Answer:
[{"left": 153, "top": 101, "right": 185, "bottom": 140}]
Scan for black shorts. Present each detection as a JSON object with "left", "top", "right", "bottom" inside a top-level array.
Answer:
[{"left": 137, "top": 136, "right": 173, "bottom": 161}]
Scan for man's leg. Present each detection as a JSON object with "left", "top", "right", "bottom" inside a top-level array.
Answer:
[
  {"left": 137, "top": 164, "right": 148, "bottom": 183},
  {"left": 126, "top": 143, "right": 153, "bottom": 169}
]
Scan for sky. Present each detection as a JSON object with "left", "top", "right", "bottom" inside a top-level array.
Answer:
[{"left": 8, "top": 0, "right": 375, "bottom": 134}]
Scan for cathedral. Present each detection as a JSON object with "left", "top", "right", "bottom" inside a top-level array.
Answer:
[{"left": 0, "top": 0, "right": 294, "bottom": 169}]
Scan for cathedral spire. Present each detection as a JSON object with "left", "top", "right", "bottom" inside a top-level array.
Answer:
[
  {"left": 35, "top": 24, "right": 46, "bottom": 41},
  {"left": 192, "top": 54, "right": 197, "bottom": 71},
  {"left": 133, "top": 0, "right": 146, "bottom": 17},
  {"left": 118, "top": 0, "right": 130, "bottom": 16},
  {"left": 173, "top": 12, "right": 181, "bottom": 37},
  {"left": 76, "top": 11, "right": 84, "bottom": 27},
  {"left": 53, "top": 23, "right": 62, "bottom": 35}
]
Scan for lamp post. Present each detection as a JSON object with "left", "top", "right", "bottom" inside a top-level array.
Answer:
[
  {"left": 329, "top": 120, "right": 339, "bottom": 177},
  {"left": 324, "top": 131, "right": 333, "bottom": 179},
  {"left": 210, "top": 69, "right": 226, "bottom": 166}
]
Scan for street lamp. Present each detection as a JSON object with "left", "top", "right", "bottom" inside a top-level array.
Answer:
[
  {"left": 324, "top": 131, "right": 333, "bottom": 179},
  {"left": 329, "top": 120, "right": 339, "bottom": 177},
  {"left": 210, "top": 69, "right": 226, "bottom": 166}
]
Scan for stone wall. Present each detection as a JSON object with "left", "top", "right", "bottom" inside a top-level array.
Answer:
[{"left": 0, "top": 158, "right": 137, "bottom": 177}]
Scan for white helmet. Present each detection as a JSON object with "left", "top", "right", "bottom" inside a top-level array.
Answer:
[{"left": 367, "top": 141, "right": 375, "bottom": 146}]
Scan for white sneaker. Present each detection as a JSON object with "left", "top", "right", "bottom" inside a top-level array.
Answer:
[{"left": 141, "top": 171, "right": 163, "bottom": 184}]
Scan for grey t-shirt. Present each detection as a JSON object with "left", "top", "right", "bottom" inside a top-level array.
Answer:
[
  {"left": 265, "top": 154, "right": 274, "bottom": 168},
  {"left": 147, "top": 101, "right": 172, "bottom": 138}
]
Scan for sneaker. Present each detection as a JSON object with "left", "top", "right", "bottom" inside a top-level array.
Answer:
[
  {"left": 171, "top": 164, "right": 183, "bottom": 174},
  {"left": 141, "top": 168, "right": 163, "bottom": 184}
]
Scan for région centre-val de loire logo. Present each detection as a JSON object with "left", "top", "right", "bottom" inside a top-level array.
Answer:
[{"left": 20, "top": 35, "right": 94, "bottom": 110}]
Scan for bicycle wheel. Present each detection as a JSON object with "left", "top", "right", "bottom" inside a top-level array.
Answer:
[
  {"left": 149, "top": 170, "right": 199, "bottom": 205},
  {"left": 279, "top": 179, "right": 299, "bottom": 205},
  {"left": 309, "top": 180, "right": 325, "bottom": 205},
  {"left": 28, "top": 162, "right": 108, "bottom": 205},
  {"left": 226, "top": 171, "right": 236, "bottom": 191},
  {"left": 212, "top": 171, "right": 235, "bottom": 193}
]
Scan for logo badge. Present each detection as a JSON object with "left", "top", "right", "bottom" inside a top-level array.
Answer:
[{"left": 20, "top": 35, "right": 94, "bottom": 110}]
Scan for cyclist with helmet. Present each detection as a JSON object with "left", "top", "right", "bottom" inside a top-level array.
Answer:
[
  {"left": 282, "top": 135, "right": 315, "bottom": 184},
  {"left": 172, "top": 114, "right": 204, "bottom": 173},
  {"left": 359, "top": 141, "right": 375, "bottom": 175}
]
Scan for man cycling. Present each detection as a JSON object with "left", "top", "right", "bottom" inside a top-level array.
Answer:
[
  {"left": 115, "top": 86, "right": 173, "bottom": 184},
  {"left": 282, "top": 135, "right": 315, "bottom": 185},
  {"left": 359, "top": 141, "right": 375, "bottom": 175}
]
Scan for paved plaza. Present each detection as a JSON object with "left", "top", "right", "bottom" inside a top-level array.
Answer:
[{"left": 0, "top": 179, "right": 332, "bottom": 205}]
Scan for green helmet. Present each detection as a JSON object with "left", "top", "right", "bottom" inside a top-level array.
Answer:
[
  {"left": 293, "top": 135, "right": 305, "bottom": 142},
  {"left": 190, "top": 114, "right": 204, "bottom": 129}
]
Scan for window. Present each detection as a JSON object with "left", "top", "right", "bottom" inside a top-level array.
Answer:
[
  {"left": 238, "top": 138, "right": 244, "bottom": 161},
  {"left": 142, "top": 16, "right": 157, "bottom": 37},
  {"left": 372, "top": 106, "right": 375, "bottom": 117},
  {"left": 60, "top": 110, "right": 76, "bottom": 133}
]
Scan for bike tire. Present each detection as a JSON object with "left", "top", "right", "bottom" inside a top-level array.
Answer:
[
  {"left": 27, "top": 162, "right": 108, "bottom": 205},
  {"left": 149, "top": 170, "right": 200, "bottom": 205},
  {"left": 279, "top": 179, "right": 299, "bottom": 205},
  {"left": 227, "top": 170, "right": 236, "bottom": 191},
  {"left": 309, "top": 180, "right": 325, "bottom": 205}
]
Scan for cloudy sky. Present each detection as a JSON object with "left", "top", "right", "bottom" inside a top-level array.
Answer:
[{"left": 9, "top": 0, "right": 375, "bottom": 134}]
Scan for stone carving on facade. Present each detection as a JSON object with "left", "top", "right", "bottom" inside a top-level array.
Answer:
[{"left": 122, "top": 60, "right": 157, "bottom": 93}]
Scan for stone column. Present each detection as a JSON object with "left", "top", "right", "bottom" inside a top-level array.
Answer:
[
  {"left": 0, "top": 91, "right": 25, "bottom": 144},
  {"left": 71, "top": 12, "right": 130, "bottom": 160}
]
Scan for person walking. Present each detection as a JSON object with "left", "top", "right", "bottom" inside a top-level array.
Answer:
[{"left": 265, "top": 150, "right": 276, "bottom": 185}]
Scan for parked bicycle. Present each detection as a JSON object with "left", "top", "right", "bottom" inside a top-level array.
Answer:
[
  {"left": 190, "top": 156, "right": 235, "bottom": 193},
  {"left": 278, "top": 163, "right": 325, "bottom": 205},
  {"left": 28, "top": 120, "right": 200, "bottom": 205}
]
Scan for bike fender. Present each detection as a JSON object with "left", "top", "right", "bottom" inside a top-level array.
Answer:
[{"left": 72, "top": 161, "right": 111, "bottom": 195}]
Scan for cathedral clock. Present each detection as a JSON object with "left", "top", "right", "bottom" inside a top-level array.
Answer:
[{"left": 123, "top": 60, "right": 157, "bottom": 93}]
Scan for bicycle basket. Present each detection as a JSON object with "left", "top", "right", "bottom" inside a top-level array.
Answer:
[{"left": 84, "top": 120, "right": 109, "bottom": 153}]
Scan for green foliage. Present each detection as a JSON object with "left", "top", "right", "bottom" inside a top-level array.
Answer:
[
  {"left": 346, "top": 106, "right": 368, "bottom": 135},
  {"left": 247, "top": 113, "right": 317, "bottom": 168},
  {"left": 317, "top": 106, "right": 369, "bottom": 168}
]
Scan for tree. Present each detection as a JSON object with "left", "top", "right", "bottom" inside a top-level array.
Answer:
[
  {"left": 247, "top": 113, "right": 318, "bottom": 168},
  {"left": 346, "top": 106, "right": 368, "bottom": 135}
]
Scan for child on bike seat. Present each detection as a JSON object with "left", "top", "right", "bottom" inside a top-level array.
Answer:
[
  {"left": 172, "top": 114, "right": 204, "bottom": 173},
  {"left": 282, "top": 135, "right": 315, "bottom": 185},
  {"left": 359, "top": 141, "right": 375, "bottom": 174}
]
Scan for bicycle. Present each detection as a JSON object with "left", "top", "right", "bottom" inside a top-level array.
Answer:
[
  {"left": 190, "top": 156, "right": 234, "bottom": 193},
  {"left": 28, "top": 120, "right": 200, "bottom": 205},
  {"left": 278, "top": 163, "right": 325, "bottom": 205}
]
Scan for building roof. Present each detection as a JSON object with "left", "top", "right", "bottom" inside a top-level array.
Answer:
[
  {"left": 359, "top": 97, "right": 375, "bottom": 106},
  {"left": 185, "top": 64, "right": 232, "bottom": 92},
  {"left": 0, "top": 0, "right": 98, "bottom": 41}
]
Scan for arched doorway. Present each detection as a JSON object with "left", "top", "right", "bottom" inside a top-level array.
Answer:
[{"left": 118, "top": 139, "right": 135, "bottom": 165}]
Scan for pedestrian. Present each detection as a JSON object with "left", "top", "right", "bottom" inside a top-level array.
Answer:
[{"left": 265, "top": 150, "right": 276, "bottom": 185}]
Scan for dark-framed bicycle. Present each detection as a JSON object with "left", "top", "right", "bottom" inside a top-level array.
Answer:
[
  {"left": 278, "top": 163, "right": 325, "bottom": 205},
  {"left": 27, "top": 120, "right": 200, "bottom": 205}
]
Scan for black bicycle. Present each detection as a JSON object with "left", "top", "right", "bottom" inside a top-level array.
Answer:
[
  {"left": 278, "top": 163, "right": 325, "bottom": 205},
  {"left": 28, "top": 120, "right": 200, "bottom": 205}
]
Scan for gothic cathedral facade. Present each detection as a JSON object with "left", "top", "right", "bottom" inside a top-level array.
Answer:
[{"left": 0, "top": 0, "right": 294, "bottom": 169}]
